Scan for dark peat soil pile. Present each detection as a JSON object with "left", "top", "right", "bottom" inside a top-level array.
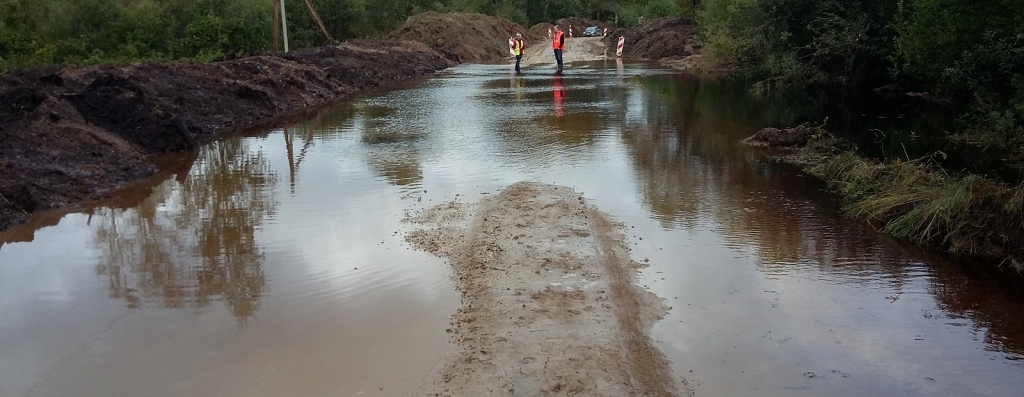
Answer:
[
  {"left": 603, "top": 17, "right": 701, "bottom": 60},
  {"left": 0, "top": 40, "right": 457, "bottom": 232}
]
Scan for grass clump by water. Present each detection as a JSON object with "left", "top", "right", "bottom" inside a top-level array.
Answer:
[{"left": 778, "top": 129, "right": 1024, "bottom": 269}]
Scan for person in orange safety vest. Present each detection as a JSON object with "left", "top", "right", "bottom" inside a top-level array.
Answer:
[{"left": 552, "top": 26, "right": 565, "bottom": 71}]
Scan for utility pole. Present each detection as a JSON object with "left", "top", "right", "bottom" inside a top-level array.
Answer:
[{"left": 280, "top": 0, "right": 290, "bottom": 52}]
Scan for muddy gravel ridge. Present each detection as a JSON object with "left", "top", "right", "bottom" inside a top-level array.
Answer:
[
  {"left": 0, "top": 40, "right": 457, "bottom": 232},
  {"left": 406, "top": 182, "right": 688, "bottom": 396}
]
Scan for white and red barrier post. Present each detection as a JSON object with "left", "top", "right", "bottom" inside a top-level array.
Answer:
[
  {"left": 569, "top": 25, "right": 573, "bottom": 37},
  {"left": 509, "top": 37, "right": 515, "bottom": 57},
  {"left": 602, "top": 28, "right": 608, "bottom": 38},
  {"left": 616, "top": 36, "right": 625, "bottom": 57}
]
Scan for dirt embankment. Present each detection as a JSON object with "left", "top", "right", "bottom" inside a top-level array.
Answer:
[
  {"left": 604, "top": 17, "right": 707, "bottom": 72},
  {"left": 388, "top": 12, "right": 537, "bottom": 62},
  {"left": 529, "top": 23, "right": 556, "bottom": 39},
  {"left": 0, "top": 40, "right": 457, "bottom": 232},
  {"left": 406, "top": 182, "right": 687, "bottom": 396}
]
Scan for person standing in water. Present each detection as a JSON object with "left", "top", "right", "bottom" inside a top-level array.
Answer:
[
  {"left": 552, "top": 25, "right": 565, "bottom": 72},
  {"left": 512, "top": 33, "right": 525, "bottom": 74}
]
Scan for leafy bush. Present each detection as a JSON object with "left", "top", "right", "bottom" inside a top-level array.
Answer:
[
  {"left": 645, "top": 0, "right": 678, "bottom": 18},
  {"left": 895, "top": 1, "right": 1024, "bottom": 171},
  {"left": 699, "top": 0, "right": 897, "bottom": 91}
]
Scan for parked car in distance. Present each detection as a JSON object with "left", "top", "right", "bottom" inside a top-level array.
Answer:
[{"left": 583, "top": 26, "right": 601, "bottom": 37}]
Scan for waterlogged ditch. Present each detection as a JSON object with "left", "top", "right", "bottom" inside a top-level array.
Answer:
[{"left": 2, "top": 62, "right": 1023, "bottom": 396}]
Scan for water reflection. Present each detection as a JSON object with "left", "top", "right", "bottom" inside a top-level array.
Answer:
[
  {"left": 553, "top": 74, "right": 565, "bottom": 118},
  {"left": 357, "top": 103, "right": 425, "bottom": 188},
  {"left": 621, "top": 73, "right": 1024, "bottom": 362},
  {"left": 366, "top": 148, "right": 423, "bottom": 187},
  {"left": 283, "top": 103, "right": 359, "bottom": 192},
  {"left": 511, "top": 75, "right": 525, "bottom": 103},
  {"left": 92, "top": 139, "right": 277, "bottom": 324},
  {"left": 925, "top": 250, "right": 1024, "bottom": 355}
]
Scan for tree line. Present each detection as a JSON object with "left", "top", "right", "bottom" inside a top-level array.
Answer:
[
  {"left": 2, "top": 0, "right": 1018, "bottom": 172},
  {"left": 699, "top": 0, "right": 1024, "bottom": 167},
  {"left": 0, "top": 0, "right": 689, "bottom": 72}
]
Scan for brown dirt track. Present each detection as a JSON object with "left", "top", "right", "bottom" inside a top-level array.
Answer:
[{"left": 0, "top": 40, "right": 457, "bottom": 232}]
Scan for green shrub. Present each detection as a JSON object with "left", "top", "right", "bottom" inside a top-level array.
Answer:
[
  {"left": 645, "top": 0, "right": 678, "bottom": 18},
  {"left": 793, "top": 132, "right": 1024, "bottom": 265}
]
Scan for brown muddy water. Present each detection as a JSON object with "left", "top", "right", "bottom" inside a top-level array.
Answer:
[{"left": 2, "top": 62, "right": 1024, "bottom": 397}]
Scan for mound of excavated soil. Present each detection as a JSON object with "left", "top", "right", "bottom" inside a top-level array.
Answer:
[
  {"left": 406, "top": 182, "right": 685, "bottom": 396},
  {"left": 604, "top": 17, "right": 700, "bottom": 60},
  {"left": 0, "top": 40, "right": 456, "bottom": 232},
  {"left": 529, "top": 22, "right": 555, "bottom": 39},
  {"left": 388, "top": 12, "right": 536, "bottom": 62}
]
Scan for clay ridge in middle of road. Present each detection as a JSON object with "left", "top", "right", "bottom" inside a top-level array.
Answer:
[{"left": 406, "top": 182, "right": 685, "bottom": 396}]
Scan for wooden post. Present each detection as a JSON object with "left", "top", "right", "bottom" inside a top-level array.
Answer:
[
  {"left": 280, "top": 0, "right": 290, "bottom": 52},
  {"left": 303, "top": 0, "right": 334, "bottom": 42},
  {"left": 273, "top": 0, "right": 280, "bottom": 52}
]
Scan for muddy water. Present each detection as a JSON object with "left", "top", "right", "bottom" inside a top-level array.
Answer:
[{"left": 3, "top": 62, "right": 1024, "bottom": 396}]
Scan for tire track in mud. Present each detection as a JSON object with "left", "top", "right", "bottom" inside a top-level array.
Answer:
[{"left": 405, "top": 182, "right": 688, "bottom": 396}]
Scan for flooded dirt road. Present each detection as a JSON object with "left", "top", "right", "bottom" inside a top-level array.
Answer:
[
  {"left": 520, "top": 37, "right": 610, "bottom": 65},
  {"left": 3, "top": 62, "right": 1024, "bottom": 396}
]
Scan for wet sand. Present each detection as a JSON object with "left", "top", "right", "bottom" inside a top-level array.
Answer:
[{"left": 406, "top": 182, "right": 686, "bottom": 396}]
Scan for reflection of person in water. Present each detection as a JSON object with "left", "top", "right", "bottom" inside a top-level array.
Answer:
[
  {"left": 553, "top": 74, "right": 565, "bottom": 117},
  {"left": 512, "top": 74, "right": 525, "bottom": 102}
]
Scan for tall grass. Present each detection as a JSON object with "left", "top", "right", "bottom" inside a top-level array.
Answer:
[{"left": 788, "top": 130, "right": 1024, "bottom": 269}]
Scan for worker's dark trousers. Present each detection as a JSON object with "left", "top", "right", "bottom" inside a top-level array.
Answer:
[
  {"left": 515, "top": 55, "right": 522, "bottom": 72},
  {"left": 554, "top": 49, "right": 563, "bottom": 69}
]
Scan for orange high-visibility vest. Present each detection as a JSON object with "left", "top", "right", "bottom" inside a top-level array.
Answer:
[{"left": 552, "top": 30, "right": 565, "bottom": 50}]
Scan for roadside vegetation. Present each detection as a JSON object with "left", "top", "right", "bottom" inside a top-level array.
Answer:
[
  {"left": 0, "top": 0, "right": 694, "bottom": 73},
  {"left": 699, "top": 0, "right": 1023, "bottom": 172},
  {"left": 709, "top": 0, "right": 1024, "bottom": 266},
  {"left": 782, "top": 129, "right": 1024, "bottom": 268}
]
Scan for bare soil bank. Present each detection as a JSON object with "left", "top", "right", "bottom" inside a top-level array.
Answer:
[
  {"left": 389, "top": 12, "right": 537, "bottom": 62},
  {"left": 0, "top": 40, "right": 457, "bottom": 232},
  {"left": 406, "top": 182, "right": 687, "bottom": 396},
  {"left": 604, "top": 18, "right": 708, "bottom": 72}
]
